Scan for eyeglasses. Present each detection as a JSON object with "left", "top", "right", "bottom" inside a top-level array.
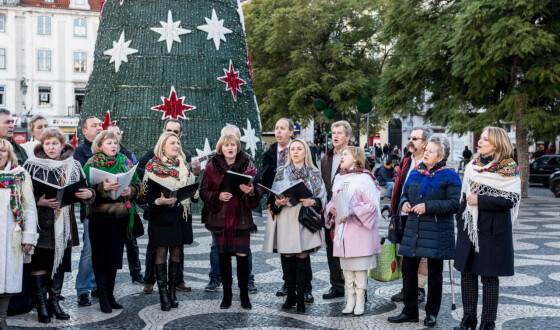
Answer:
[
  {"left": 408, "top": 136, "right": 425, "bottom": 141},
  {"left": 166, "top": 129, "right": 181, "bottom": 135}
]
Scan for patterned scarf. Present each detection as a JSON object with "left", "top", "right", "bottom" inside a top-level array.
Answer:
[
  {"left": 287, "top": 164, "right": 324, "bottom": 197},
  {"left": 83, "top": 152, "right": 139, "bottom": 238},
  {"left": 339, "top": 167, "right": 380, "bottom": 190},
  {"left": 0, "top": 164, "right": 26, "bottom": 228},
  {"left": 146, "top": 156, "right": 180, "bottom": 179},
  {"left": 403, "top": 162, "right": 462, "bottom": 198}
]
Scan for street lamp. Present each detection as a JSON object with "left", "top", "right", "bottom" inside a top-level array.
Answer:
[{"left": 20, "top": 78, "right": 28, "bottom": 95}]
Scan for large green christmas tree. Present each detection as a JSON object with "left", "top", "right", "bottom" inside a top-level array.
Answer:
[{"left": 81, "top": 0, "right": 263, "bottom": 163}]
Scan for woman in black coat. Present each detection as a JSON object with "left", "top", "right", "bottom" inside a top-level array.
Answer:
[
  {"left": 388, "top": 135, "right": 461, "bottom": 327},
  {"left": 454, "top": 127, "right": 521, "bottom": 330},
  {"left": 144, "top": 132, "right": 199, "bottom": 311}
]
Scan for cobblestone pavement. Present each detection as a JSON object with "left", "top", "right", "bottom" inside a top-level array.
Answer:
[{"left": 8, "top": 193, "right": 560, "bottom": 329}]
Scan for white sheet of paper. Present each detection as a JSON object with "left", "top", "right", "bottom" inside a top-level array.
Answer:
[
  {"left": 89, "top": 164, "right": 137, "bottom": 200},
  {"left": 333, "top": 190, "right": 350, "bottom": 247}
]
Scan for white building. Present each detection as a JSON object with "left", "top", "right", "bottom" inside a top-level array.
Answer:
[{"left": 0, "top": 0, "right": 100, "bottom": 137}]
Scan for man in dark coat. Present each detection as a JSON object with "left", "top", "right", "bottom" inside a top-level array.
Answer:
[{"left": 0, "top": 108, "right": 28, "bottom": 165}]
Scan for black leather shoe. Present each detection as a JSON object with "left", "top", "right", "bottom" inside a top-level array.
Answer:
[
  {"left": 77, "top": 293, "right": 91, "bottom": 307},
  {"left": 390, "top": 289, "right": 403, "bottom": 302},
  {"left": 387, "top": 313, "right": 419, "bottom": 323},
  {"left": 276, "top": 284, "right": 288, "bottom": 297},
  {"left": 454, "top": 315, "right": 478, "bottom": 330},
  {"left": 424, "top": 314, "right": 437, "bottom": 327},
  {"left": 322, "top": 287, "right": 344, "bottom": 299},
  {"left": 304, "top": 290, "right": 314, "bottom": 304}
]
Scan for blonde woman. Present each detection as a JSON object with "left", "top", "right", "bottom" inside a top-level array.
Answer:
[
  {"left": 325, "top": 146, "right": 381, "bottom": 316},
  {"left": 0, "top": 139, "right": 38, "bottom": 328},
  {"left": 454, "top": 127, "right": 521, "bottom": 330},
  {"left": 143, "top": 132, "right": 198, "bottom": 311},
  {"left": 263, "top": 138, "right": 326, "bottom": 313}
]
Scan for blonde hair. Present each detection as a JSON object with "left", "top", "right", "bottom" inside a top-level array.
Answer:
[
  {"left": 0, "top": 138, "right": 18, "bottom": 167},
  {"left": 284, "top": 138, "right": 318, "bottom": 170},
  {"left": 91, "top": 130, "right": 120, "bottom": 154},
  {"left": 216, "top": 133, "right": 241, "bottom": 156},
  {"left": 341, "top": 146, "right": 366, "bottom": 168},
  {"left": 154, "top": 132, "right": 186, "bottom": 162},
  {"left": 477, "top": 126, "right": 514, "bottom": 164}
]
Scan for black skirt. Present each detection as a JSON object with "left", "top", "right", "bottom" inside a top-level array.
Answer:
[
  {"left": 214, "top": 228, "right": 251, "bottom": 255},
  {"left": 148, "top": 205, "right": 186, "bottom": 247},
  {"left": 89, "top": 215, "right": 127, "bottom": 270},
  {"left": 30, "top": 247, "right": 72, "bottom": 273}
]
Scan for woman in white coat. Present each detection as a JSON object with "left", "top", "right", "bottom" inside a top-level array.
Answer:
[{"left": 0, "top": 138, "right": 38, "bottom": 328}]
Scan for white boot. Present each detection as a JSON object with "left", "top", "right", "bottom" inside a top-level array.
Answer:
[
  {"left": 353, "top": 271, "right": 367, "bottom": 316},
  {"left": 341, "top": 270, "right": 356, "bottom": 314}
]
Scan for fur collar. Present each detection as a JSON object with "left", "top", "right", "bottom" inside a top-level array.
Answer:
[
  {"left": 211, "top": 151, "right": 250, "bottom": 175},
  {"left": 34, "top": 143, "right": 75, "bottom": 160}
]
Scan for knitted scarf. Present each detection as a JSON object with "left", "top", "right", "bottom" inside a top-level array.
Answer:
[
  {"left": 142, "top": 155, "right": 195, "bottom": 219},
  {"left": 461, "top": 157, "right": 521, "bottom": 252},
  {"left": 403, "top": 162, "right": 462, "bottom": 199},
  {"left": 84, "top": 152, "right": 139, "bottom": 238}
]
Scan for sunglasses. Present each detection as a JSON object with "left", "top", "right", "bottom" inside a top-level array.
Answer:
[
  {"left": 408, "top": 136, "right": 425, "bottom": 141},
  {"left": 166, "top": 129, "right": 181, "bottom": 135}
]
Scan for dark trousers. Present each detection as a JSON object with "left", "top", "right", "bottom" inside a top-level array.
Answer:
[
  {"left": 402, "top": 257, "right": 443, "bottom": 318},
  {"left": 461, "top": 272, "right": 499, "bottom": 325},
  {"left": 125, "top": 236, "right": 141, "bottom": 277},
  {"left": 324, "top": 228, "right": 344, "bottom": 293},
  {"left": 144, "top": 242, "right": 185, "bottom": 285}
]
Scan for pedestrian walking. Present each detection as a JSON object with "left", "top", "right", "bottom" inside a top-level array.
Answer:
[
  {"left": 454, "top": 127, "right": 521, "bottom": 330},
  {"left": 377, "top": 159, "right": 395, "bottom": 201}
]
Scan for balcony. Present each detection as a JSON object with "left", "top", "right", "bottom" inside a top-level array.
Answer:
[{"left": 0, "top": 0, "right": 20, "bottom": 5}]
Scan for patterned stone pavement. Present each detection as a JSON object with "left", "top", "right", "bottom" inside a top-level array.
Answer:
[{"left": 7, "top": 190, "right": 560, "bottom": 329}]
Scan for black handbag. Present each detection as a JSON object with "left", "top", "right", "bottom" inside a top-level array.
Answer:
[
  {"left": 387, "top": 215, "right": 407, "bottom": 244},
  {"left": 298, "top": 206, "right": 322, "bottom": 233},
  {"left": 131, "top": 211, "right": 145, "bottom": 238}
]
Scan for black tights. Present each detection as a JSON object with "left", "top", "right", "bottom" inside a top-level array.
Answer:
[
  {"left": 155, "top": 246, "right": 181, "bottom": 264},
  {"left": 461, "top": 272, "right": 499, "bottom": 325}
]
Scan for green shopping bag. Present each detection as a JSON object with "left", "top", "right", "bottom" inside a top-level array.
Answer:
[{"left": 369, "top": 238, "right": 402, "bottom": 282}]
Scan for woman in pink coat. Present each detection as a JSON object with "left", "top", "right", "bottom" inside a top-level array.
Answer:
[{"left": 325, "top": 146, "right": 382, "bottom": 316}]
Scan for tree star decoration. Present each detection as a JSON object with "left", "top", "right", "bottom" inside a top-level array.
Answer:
[
  {"left": 151, "top": 86, "right": 196, "bottom": 120},
  {"left": 102, "top": 110, "right": 116, "bottom": 130},
  {"left": 103, "top": 31, "right": 138, "bottom": 72},
  {"left": 218, "top": 60, "right": 246, "bottom": 101},
  {"left": 197, "top": 8, "right": 232, "bottom": 50},
  {"left": 150, "top": 10, "right": 191, "bottom": 53},
  {"left": 196, "top": 138, "right": 212, "bottom": 168},
  {"left": 120, "top": 0, "right": 124, "bottom": 5},
  {"left": 236, "top": 0, "right": 246, "bottom": 32},
  {"left": 240, "top": 119, "right": 260, "bottom": 158}
]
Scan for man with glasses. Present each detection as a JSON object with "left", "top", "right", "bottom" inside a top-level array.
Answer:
[
  {"left": 388, "top": 127, "right": 432, "bottom": 305},
  {"left": 137, "top": 119, "right": 201, "bottom": 294}
]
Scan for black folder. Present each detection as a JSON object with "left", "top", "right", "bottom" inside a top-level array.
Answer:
[
  {"left": 147, "top": 179, "right": 200, "bottom": 203},
  {"left": 257, "top": 180, "right": 313, "bottom": 206},
  {"left": 219, "top": 170, "right": 253, "bottom": 198},
  {"left": 32, "top": 177, "right": 88, "bottom": 208}
]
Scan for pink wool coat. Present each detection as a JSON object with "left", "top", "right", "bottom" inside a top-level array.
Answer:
[{"left": 325, "top": 190, "right": 382, "bottom": 259}]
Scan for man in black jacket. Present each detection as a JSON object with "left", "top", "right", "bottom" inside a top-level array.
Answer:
[{"left": 0, "top": 108, "right": 28, "bottom": 165}]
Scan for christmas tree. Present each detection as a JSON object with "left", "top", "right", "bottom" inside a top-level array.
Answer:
[{"left": 81, "top": 0, "right": 263, "bottom": 163}]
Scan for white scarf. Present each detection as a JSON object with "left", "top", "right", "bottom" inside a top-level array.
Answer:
[
  {"left": 24, "top": 156, "right": 84, "bottom": 277},
  {"left": 461, "top": 159, "right": 521, "bottom": 252}
]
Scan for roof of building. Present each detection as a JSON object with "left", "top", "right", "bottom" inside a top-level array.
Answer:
[{"left": 20, "top": 0, "right": 102, "bottom": 12}]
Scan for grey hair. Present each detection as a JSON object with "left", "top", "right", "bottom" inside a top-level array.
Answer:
[
  {"left": 331, "top": 120, "right": 352, "bottom": 137},
  {"left": 428, "top": 135, "right": 450, "bottom": 159},
  {"left": 411, "top": 127, "right": 433, "bottom": 141},
  {"left": 0, "top": 108, "right": 11, "bottom": 116},
  {"left": 277, "top": 118, "right": 295, "bottom": 131},
  {"left": 28, "top": 115, "right": 47, "bottom": 133},
  {"left": 221, "top": 124, "right": 241, "bottom": 138}
]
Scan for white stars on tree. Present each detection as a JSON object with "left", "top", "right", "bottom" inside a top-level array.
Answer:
[
  {"left": 240, "top": 119, "right": 260, "bottom": 158},
  {"left": 196, "top": 138, "right": 213, "bottom": 168},
  {"left": 103, "top": 31, "right": 138, "bottom": 72},
  {"left": 197, "top": 8, "right": 232, "bottom": 50},
  {"left": 150, "top": 10, "right": 191, "bottom": 53},
  {"left": 236, "top": 0, "right": 246, "bottom": 32}
]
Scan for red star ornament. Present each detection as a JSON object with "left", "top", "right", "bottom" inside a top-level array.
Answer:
[
  {"left": 102, "top": 110, "right": 116, "bottom": 130},
  {"left": 151, "top": 86, "right": 196, "bottom": 120},
  {"left": 218, "top": 60, "right": 246, "bottom": 101}
]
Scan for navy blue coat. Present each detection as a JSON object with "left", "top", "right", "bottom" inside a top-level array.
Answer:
[{"left": 398, "top": 161, "right": 461, "bottom": 260}]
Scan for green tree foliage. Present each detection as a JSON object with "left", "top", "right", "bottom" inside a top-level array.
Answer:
[
  {"left": 376, "top": 0, "right": 560, "bottom": 197},
  {"left": 244, "top": 0, "right": 385, "bottom": 137}
]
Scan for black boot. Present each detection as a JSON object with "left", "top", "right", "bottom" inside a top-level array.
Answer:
[
  {"left": 281, "top": 256, "right": 296, "bottom": 309},
  {"left": 219, "top": 254, "right": 232, "bottom": 309},
  {"left": 169, "top": 262, "right": 181, "bottom": 308},
  {"left": 106, "top": 269, "right": 123, "bottom": 309},
  {"left": 47, "top": 272, "right": 70, "bottom": 320},
  {"left": 296, "top": 257, "right": 310, "bottom": 313},
  {"left": 94, "top": 269, "right": 112, "bottom": 313},
  {"left": 236, "top": 255, "right": 252, "bottom": 309},
  {"left": 479, "top": 323, "right": 495, "bottom": 330},
  {"left": 0, "top": 296, "right": 10, "bottom": 330},
  {"left": 32, "top": 274, "right": 51, "bottom": 323},
  {"left": 454, "top": 315, "right": 478, "bottom": 330},
  {"left": 155, "top": 263, "right": 171, "bottom": 311}
]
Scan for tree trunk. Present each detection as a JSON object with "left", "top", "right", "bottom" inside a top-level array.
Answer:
[{"left": 515, "top": 109, "right": 529, "bottom": 198}]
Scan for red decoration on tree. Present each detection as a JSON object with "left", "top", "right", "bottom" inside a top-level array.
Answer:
[
  {"left": 218, "top": 60, "right": 246, "bottom": 101},
  {"left": 102, "top": 110, "right": 116, "bottom": 130},
  {"left": 247, "top": 48, "right": 253, "bottom": 84},
  {"left": 151, "top": 86, "right": 196, "bottom": 120},
  {"left": 72, "top": 129, "right": 78, "bottom": 148}
]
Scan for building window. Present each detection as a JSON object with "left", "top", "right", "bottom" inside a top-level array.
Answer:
[
  {"left": 0, "top": 49, "right": 5, "bottom": 70},
  {"left": 74, "top": 0, "right": 86, "bottom": 5},
  {"left": 38, "top": 16, "right": 51, "bottom": 35},
  {"left": 74, "top": 18, "right": 86, "bottom": 37},
  {"left": 44, "top": 0, "right": 55, "bottom": 3},
  {"left": 74, "top": 52, "right": 87, "bottom": 72},
  {"left": 0, "top": 14, "right": 5, "bottom": 33},
  {"left": 39, "top": 87, "right": 51, "bottom": 106},
  {"left": 0, "top": 86, "right": 5, "bottom": 106},
  {"left": 38, "top": 50, "right": 51, "bottom": 71}
]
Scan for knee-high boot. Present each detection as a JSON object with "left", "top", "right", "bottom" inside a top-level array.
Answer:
[
  {"left": 353, "top": 271, "right": 367, "bottom": 316},
  {"left": 106, "top": 269, "right": 123, "bottom": 309},
  {"left": 296, "top": 257, "right": 310, "bottom": 313},
  {"left": 155, "top": 263, "right": 171, "bottom": 311},
  {"left": 236, "top": 255, "right": 251, "bottom": 309},
  {"left": 219, "top": 254, "right": 232, "bottom": 309},
  {"left": 281, "top": 256, "right": 296, "bottom": 309},
  {"left": 169, "top": 262, "right": 181, "bottom": 308},
  {"left": 93, "top": 269, "right": 112, "bottom": 313},
  {"left": 32, "top": 275, "right": 51, "bottom": 323},
  {"left": 47, "top": 271, "right": 70, "bottom": 319},
  {"left": 342, "top": 270, "right": 356, "bottom": 314}
]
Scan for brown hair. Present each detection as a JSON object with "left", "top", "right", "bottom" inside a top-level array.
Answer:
[
  {"left": 40, "top": 127, "right": 66, "bottom": 145},
  {"left": 341, "top": 146, "right": 366, "bottom": 168},
  {"left": 0, "top": 138, "right": 18, "bottom": 167},
  {"left": 215, "top": 134, "right": 241, "bottom": 156},
  {"left": 154, "top": 132, "right": 186, "bottom": 162},
  {"left": 91, "top": 130, "right": 120, "bottom": 154},
  {"left": 478, "top": 126, "right": 514, "bottom": 164}
]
